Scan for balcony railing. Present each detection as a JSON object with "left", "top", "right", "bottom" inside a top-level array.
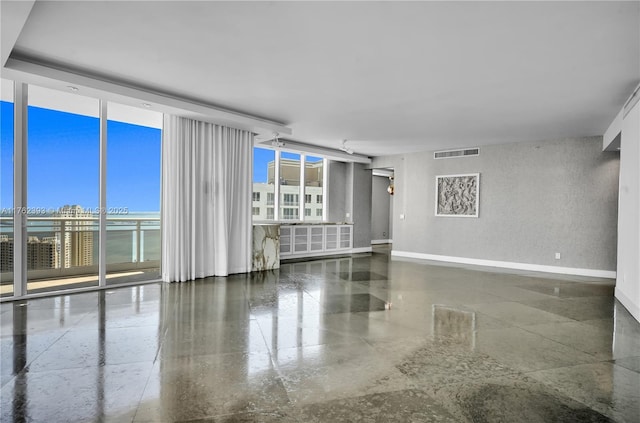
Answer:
[{"left": 0, "top": 216, "right": 160, "bottom": 282}]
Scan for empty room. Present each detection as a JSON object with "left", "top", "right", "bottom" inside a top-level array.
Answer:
[{"left": 1, "top": 1, "right": 639, "bottom": 422}]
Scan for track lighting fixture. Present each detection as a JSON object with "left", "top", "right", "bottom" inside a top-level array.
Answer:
[
  {"left": 339, "top": 139, "right": 354, "bottom": 155},
  {"left": 271, "top": 132, "right": 285, "bottom": 148}
]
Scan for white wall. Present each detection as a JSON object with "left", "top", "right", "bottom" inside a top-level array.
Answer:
[{"left": 616, "top": 100, "right": 640, "bottom": 322}]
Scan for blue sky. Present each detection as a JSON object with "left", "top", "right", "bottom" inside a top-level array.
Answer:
[
  {"left": 0, "top": 101, "right": 13, "bottom": 209},
  {"left": 1, "top": 100, "right": 323, "bottom": 213},
  {"left": 253, "top": 147, "right": 274, "bottom": 183},
  {"left": 1, "top": 101, "right": 161, "bottom": 212}
]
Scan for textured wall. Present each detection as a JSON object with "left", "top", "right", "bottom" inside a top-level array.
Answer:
[
  {"left": 351, "top": 163, "right": 372, "bottom": 248},
  {"left": 375, "top": 137, "right": 620, "bottom": 271},
  {"left": 327, "top": 160, "right": 372, "bottom": 248},
  {"left": 371, "top": 175, "right": 391, "bottom": 241},
  {"left": 328, "top": 161, "right": 347, "bottom": 222}
]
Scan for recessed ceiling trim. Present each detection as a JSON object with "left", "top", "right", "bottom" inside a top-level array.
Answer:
[
  {"left": 2, "top": 56, "right": 292, "bottom": 137},
  {"left": 0, "top": 1, "right": 35, "bottom": 67}
]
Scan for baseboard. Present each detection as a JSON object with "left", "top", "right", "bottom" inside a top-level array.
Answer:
[
  {"left": 282, "top": 247, "right": 372, "bottom": 260},
  {"left": 371, "top": 239, "right": 392, "bottom": 245},
  {"left": 614, "top": 287, "right": 640, "bottom": 323},
  {"left": 391, "top": 250, "right": 617, "bottom": 279}
]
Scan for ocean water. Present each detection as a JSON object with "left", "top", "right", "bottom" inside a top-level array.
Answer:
[{"left": 0, "top": 212, "right": 160, "bottom": 266}]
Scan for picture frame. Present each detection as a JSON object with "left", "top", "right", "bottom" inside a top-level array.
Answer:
[{"left": 435, "top": 173, "right": 479, "bottom": 217}]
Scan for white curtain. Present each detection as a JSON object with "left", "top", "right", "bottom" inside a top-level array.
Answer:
[{"left": 161, "top": 115, "right": 253, "bottom": 282}]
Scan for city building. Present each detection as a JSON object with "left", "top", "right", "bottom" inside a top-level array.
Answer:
[
  {"left": 0, "top": 206, "right": 93, "bottom": 272},
  {"left": 0, "top": 2, "right": 638, "bottom": 422},
  {"left": 253, "top": 159, "right": 324, "bottom": 221},
  {"left": 54, "top": 205, "right": 94, "bottom": 268},
  {"left": 0, "top": 234, "right": 13, "bottom": 271},
  {"left": 1, "top": 235, "right": 60, "bottom": 271},
  {"left": 25, "top": 236, "right": 59, "bottom": 270}
]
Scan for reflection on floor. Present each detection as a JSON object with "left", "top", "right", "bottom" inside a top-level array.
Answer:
[{"left": 1, "top": 245, "right": 639, "bottom": 422}]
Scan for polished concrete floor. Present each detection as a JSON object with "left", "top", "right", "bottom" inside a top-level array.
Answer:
[{"left": 1, "top": 246, "right": 639, "bottom": 422}]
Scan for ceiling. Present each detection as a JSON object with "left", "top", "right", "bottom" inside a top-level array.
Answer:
[{"left": 2, "top": 1, "right": 639, "bottom": 157}]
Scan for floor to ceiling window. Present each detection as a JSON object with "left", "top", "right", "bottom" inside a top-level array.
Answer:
[
  {"left": 252, "top": 147, "right": 328, "bottom": 223},
  {"left": 27, "top": 85, "right": 100, "bottom": 294},
  {"left": 106, "top": 102, "right": 162, "bottom": 285},
  {"left": 1, "top": 82, "right": 164, "bottom": 299},
  {"left": 252, "top": 148, "right": 276, "bottom": 221},
  {"left": 0, "top": 79, "right": 14, "bottom": 297},
  {"left": 280, "top": 152, "right": 301, "bottom": 221},
  {"left": 304, "top": 155, "right": 324, "bottom": 222}
]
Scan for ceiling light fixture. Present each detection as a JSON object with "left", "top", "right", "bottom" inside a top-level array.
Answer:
[
  {"left": 142, "top": 103, "right": 151, "bottom": 108},
  {"left": 66, "top": 86, "right": 79, "bottom": 92},
  {"left": 339, "top": 139, "right": 354, "bottom": 155}
]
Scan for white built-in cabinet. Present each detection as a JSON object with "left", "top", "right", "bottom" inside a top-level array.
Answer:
[
  {"left": 280, "top": 224, "right": 352, "bottom": 257},
  {"left": 280, "top": 226, "right": 292, "bottom": 254},
  {"left": 293, "top": 226, "right": 309, "bottom": 253},
  {"left": 310, "top": 226, "right": 324, "bottom": 252}
]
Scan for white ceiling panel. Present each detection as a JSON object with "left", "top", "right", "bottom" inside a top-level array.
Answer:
[{"left": 3, "top": 1, "right": 639, "bottom": 156}]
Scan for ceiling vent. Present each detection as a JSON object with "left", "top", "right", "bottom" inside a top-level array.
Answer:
[{"left": 434, "top": 148, "right": 479, "bottom": 159}]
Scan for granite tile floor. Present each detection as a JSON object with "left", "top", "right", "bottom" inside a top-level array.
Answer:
[{"left": 1, "top": 245, "right": 639, "bottom": 422}]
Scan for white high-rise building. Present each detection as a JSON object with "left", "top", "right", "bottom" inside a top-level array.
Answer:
[
  {"left": 54, "top": 205, "right": 95, "bottom": 268},
  {"left": 252, "top": 159, "right": 324, "bottom": 221}
]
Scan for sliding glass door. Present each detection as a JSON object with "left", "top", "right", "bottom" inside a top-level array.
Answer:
[
  {"left": 27, "top": 85, "right": 100, "bottom": 294},
  {"left": 2, "top": 82, "right": 163, "bottom": 299},
  {"left": 106, "top": 102, "right": 162, "bottom": 285}
]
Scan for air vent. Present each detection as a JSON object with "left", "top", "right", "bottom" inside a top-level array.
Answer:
[{"left": 434, "top": 148, "right": 479, "bottom": 159}]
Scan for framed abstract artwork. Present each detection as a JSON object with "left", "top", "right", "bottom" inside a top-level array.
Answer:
[{"left": 435, "top": 173, "right": 479, "bottom": 217}]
